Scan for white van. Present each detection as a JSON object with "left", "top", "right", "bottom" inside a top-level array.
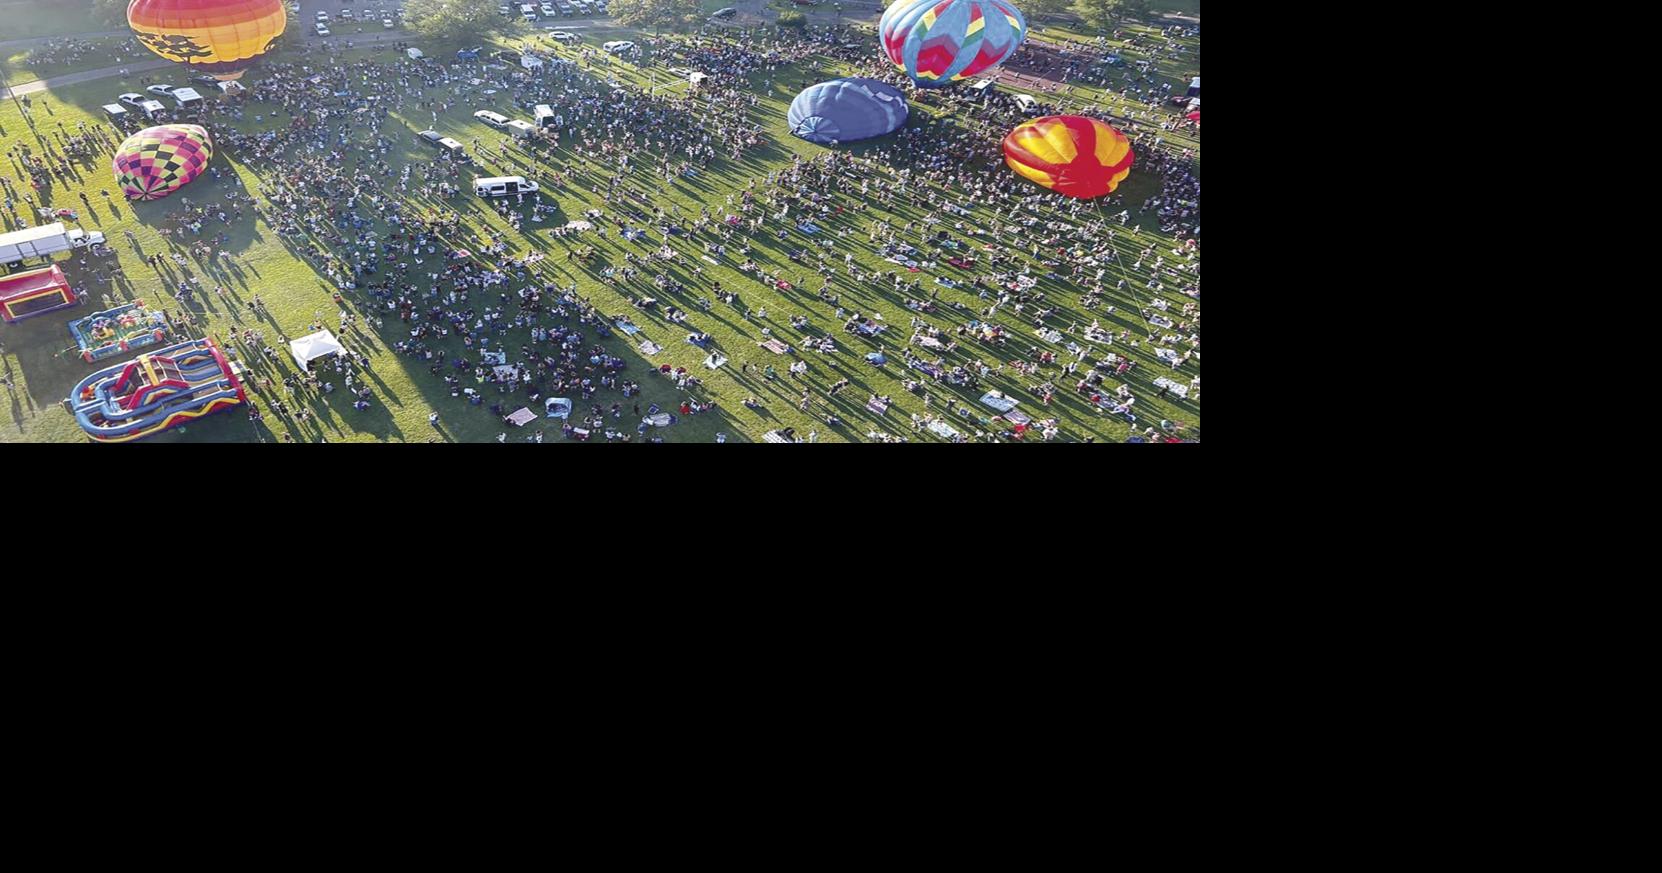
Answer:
[
  {"left": 533, "top": 104, "right": 558, "bottom": 129},
  {"left": 504, "top": 119, "right": 537, "bottom": 138},
  {"left": 171, "top": 87, "right": 205, "bottom": 111},
  {"left": 520, "top": 3, "right": 537, "bottom": 20},
  {"left": 474, "top": 176, "right": 540, "bottom": 197}
]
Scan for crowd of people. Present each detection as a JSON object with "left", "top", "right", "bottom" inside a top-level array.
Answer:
[{"left": 6, "top": 14, "right": 1198, "bottom": 443}]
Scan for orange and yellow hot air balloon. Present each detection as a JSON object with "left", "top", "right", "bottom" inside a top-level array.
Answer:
[
  {"left": 127, "top": 0, "right": 287, "bottom": 81},
  {"left": 1002, "top": 115, "right": 1134, "bottom": 199}
]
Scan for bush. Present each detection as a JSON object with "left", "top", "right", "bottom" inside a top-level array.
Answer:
[{"left": 778, "top": 10, "right": 807, "bottom": 28}]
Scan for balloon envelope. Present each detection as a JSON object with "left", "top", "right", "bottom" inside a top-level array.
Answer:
[
  {"left": 114, "top": 125, "right": 215, "bottom": 201},
  {"left": 880, "top": 0, "right": 1027, "bottom": 88},
  {"left": 1002, "top": 115, "right": 1133, "bottom": 199},
  {"left": 788, "top": 78, "right": 910, "bottom": 145},
  {"left": 127, "top": 0, "right": 287, "bottom": 81}
]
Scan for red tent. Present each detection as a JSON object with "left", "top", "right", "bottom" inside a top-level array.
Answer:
[{"left": 0, "top": 264, "right": 80, "bottom": 323}]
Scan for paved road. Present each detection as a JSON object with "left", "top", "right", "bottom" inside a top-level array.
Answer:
[{"left": 3, "top": 59, "right": 173, "bottom": 98}]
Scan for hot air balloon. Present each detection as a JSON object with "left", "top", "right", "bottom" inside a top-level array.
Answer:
[
  {"left": 127, "top": 0, "right": 287, "bottom": 81},
  {"left": 113, "top": 125, "right": 214, "bottom": 202},
  {"left": 880, "top": 0, "right": 1027, "bottom": 89},
  {"left": 1002, "top": 115, "right": 1133, "bottom": 199},
  {"left": 788, "top": 78, "right": 910, "bottom": 145}
]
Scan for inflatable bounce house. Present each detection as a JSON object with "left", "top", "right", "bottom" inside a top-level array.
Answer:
[
  {"left": 68, "top": 337, "right": 245, "bottom": 442},
  {"left": 0, "top": 264, "right": 83, "bottom": 324},
  {"left": 69, "top": 301, "right": 169, "bottom": 362}
]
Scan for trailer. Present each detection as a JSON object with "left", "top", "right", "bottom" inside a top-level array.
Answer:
[{"left": 1, "top": 223, "right": 76, "bottom": 266}]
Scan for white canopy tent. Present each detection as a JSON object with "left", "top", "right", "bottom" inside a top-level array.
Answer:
[{"left": 290, "top": 330, "right": 345, "bottom": 371}]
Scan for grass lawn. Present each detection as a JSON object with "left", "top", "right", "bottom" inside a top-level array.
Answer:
[
  {"left": 0, "top": 0, "right": 107, "bottom": 41},
  {"left": 2, "top": 21, "right": 1199, "bottom": 444},
  {"left": 2, "top": 37, "right": 150, "bottom": 86}
]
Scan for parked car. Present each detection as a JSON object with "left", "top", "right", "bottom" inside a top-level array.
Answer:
[
  {"left": 145, "top": 84, "right": 180, "bottom": 97},
  {"left": 383, "top": 18, "right": 394, "bottom": 27},
  {"left": 473, "top": 110, "right": 510, "bottom": 129},
  {"left": 539, "top": 3, "right": 556, "bottom": 16},
  {"left": 602, "top": 40, "right": 635, "bottom": 55},
  {"left": 117, "top": 93, "right": 167, "bottom": 116},
  {"left": 315, "top": 10, "right": 328, "bottom": 20},
  {"left": 499, "top": 4, "right": 512, "bottom": 14},
  {"left": 711, "top": 7, "right": 737, "bottom": 20},
  {"left": 556, "top": 1, "right": 573, "bottom": 13},
  {"left": 456, "top": 47, "right": 481, "bottom": 60},
  {"left": 548, "top": 31, "right": 579, "bottom": 44},
  {"left": 315, "top": 23, "right": 330, "bottom": 36},
  {"left": 417, "top": 129, "right": 468, "bottom": 158},
  {"left": 474, "top": 176, "right": 540, "bottom": 197}
]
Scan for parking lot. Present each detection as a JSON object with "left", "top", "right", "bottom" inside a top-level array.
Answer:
[{"left": 300, "top": 0, "right": 407, "bottom": 38}]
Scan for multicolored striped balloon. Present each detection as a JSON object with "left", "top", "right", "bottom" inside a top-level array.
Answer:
[
  {"left": 113, "top": 125, "right": 215, "bottom": 202},
  {"left": 127, "top": 0, "right": 287, "bottom": 81},
  {"left": 1002, "top": 115, "right": 1134, "bottom": 199},
  {"left": 880, "top": 0, "right": 1027, "bottom": 89}
]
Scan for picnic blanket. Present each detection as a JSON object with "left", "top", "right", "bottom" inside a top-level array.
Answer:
[
  {"left": 614, "top": 319, "right": 641, "bottom": 335},
  {"left": 1148, "top": 315, "right": 1174, "bottom": 329},
  {"left": 927, "top": 420, "right": 959, "bottom": 439},
  {"left": 935, "top": 277, "right": 959, "bottom": 288},
  {"left": 563, "top": 220, "right": 593, "bottom": 231},
  {"left": 980, "top": 391, "right": 1019, "bottom": 413},
  {"left": 917, "top": 337, "right": 946, "bottom": 351},
  {"left": 645, "top": 412, "right": 674, "bottom": 427},
  {"left": 865, "top": 352, "right": 888, "bottom": 366},
  {"left": 796, "top": 222, "right": 821, "bottom": 234},
  {"left": 1152, "top": 376, "right": 1190, "bottom": 399},
  {"left": 506, "top": 407, "right": 537, "bottom": 427},
  {"left": 638, "top": 340, "right": 663, "bottom": 356},
  {"left": 762, "top": 430, "right": 793, "bottom": 443},
  {"left": 481, "top": 351, "right": 507, "bottom": 366},
  {"left": 701, "top": 255, "right": 720, "bottom": 265},
  {"left": 704, "top": 352, "right": 728, "bottom": 369},
  {"left": 867, "top": 397, "right": 890, "bottom": 415},
  {"left": 1007, "top": 410, "right": 1032, "bottom": 425},
  {"left": 1155, "top": 348, "right": 1183, "bottom": 365},
  {"left": 759, "top": 339, "right": 790, "bottom": 354},
  {"left": 1037, "top": 328, "right": 1064, "bottom": 344}
]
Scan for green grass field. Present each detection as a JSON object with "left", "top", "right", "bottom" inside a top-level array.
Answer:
[
  {"left": 2, "top": 20, "right": 1199, "bottom": 444},
  {"left": 0, "top": 0, "right": 107, "bottom": 41}
]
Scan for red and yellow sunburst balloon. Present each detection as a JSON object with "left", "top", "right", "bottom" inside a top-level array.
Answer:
[
  {"left": 1002, "top": 115, "right": 1134, "bottom": 199},
  {"left": 127, "top": 0, "right": 287, "bottom": 81}
]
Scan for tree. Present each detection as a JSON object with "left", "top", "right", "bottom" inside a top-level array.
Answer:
[
  {"left": 404, "top": 0, "right": 508, "bottom": 44},
  {"left": 1022, "top": 0, "right": 1079, "bottom": 20},
  {"left": 92, "top": 0, "right": 129, "bottom": 27},
  {"left": 1075, "top": 0, "right": 1154, "bottom": 30},
  {"left": 608, "top": 0, "right": 696, "bottom": 33}
]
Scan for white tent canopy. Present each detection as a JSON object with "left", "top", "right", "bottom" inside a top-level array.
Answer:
[{"left": 290, "top": 330, "right": 345, "bottom": 371}]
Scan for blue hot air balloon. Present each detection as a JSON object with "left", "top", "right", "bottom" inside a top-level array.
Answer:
[{"left": 788, "top": 78, "right": 910, "bottom": 146}]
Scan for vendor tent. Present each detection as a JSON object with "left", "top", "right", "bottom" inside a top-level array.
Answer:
[{"left": 289, "top": 329, "right": 345, "bottom": 371}]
